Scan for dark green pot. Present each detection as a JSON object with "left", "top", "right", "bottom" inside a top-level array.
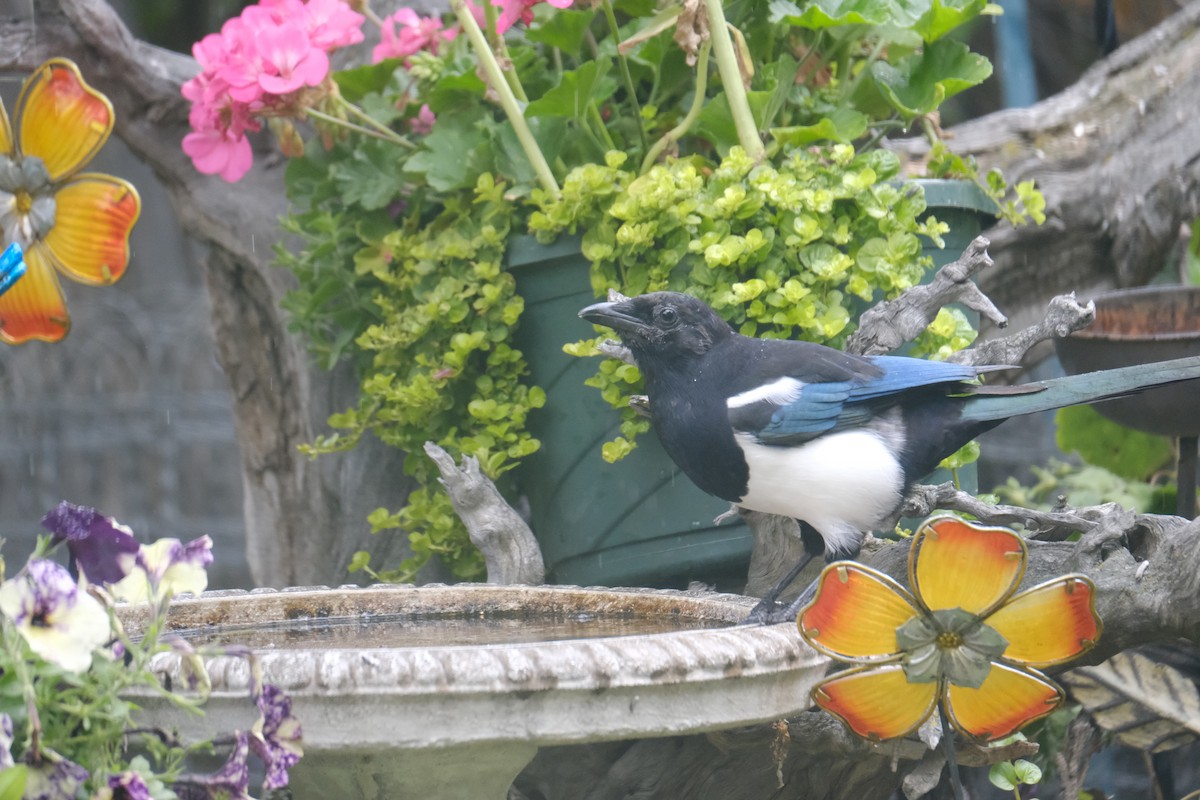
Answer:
[{"left": 507, "top": 179, "right": 995, "bottom": 590}]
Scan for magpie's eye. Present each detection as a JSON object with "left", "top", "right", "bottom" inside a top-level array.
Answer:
[{"left": 657, "top": 306, "right": 679, "bottom": 327}]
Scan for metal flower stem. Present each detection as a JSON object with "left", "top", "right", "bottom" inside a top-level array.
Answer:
[
  {"left": 702, "top": 0, "right": 764, "bottom": 160},
  {"left": 450, "top": 0, "right": 561, "bottom": 198},
  {"left": 939, "top": 702, "right": 967, "bottom": 800}
]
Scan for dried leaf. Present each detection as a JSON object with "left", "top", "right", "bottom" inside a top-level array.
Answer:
[
  {"left": 1062, "top": 651, "right": 1200, "bottom": 753},
  {"left": 674, "top": 0, "right": 709, "bottom": 66}
]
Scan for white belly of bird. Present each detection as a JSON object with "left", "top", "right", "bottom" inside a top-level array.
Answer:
[{"left": 733, "top": 429, "right": 904, "bottom": 553}]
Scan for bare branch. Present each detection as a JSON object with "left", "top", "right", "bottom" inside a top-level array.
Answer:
[
  {"left": 424, "top": 443, "right": 545, "bottom": 585},
  {"left": 847, "top": 236, "right": 1003, "bottom": 356}
]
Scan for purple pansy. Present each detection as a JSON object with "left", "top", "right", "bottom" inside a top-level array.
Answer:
[
  {"left": 0, "top": 559, "right": 110, "bottom": 672},
  {"left": 41, "top": 501, "right": 140, "bottom": 586},
  {"left": 110, "top": 535, "right": 214, "bottom": 603},
  {"left": 250, "top": 684, "right": 303, "bottom": 789},
  {"left": 175, "top": 731, "right": 252, "bottom": 800},
  {"left": 0, "top": 714, "right": 13, "bottom": 769},
  {"left": 22, "top": 754, "right": 89, "bottom": 800},
  {"left": 107, "top": 771, "right": 152, "bottom": 800}
]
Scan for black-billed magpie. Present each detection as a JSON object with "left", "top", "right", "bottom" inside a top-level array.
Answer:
[{"left": 579, "top": 291, "right": 1200, "bottom": 619}]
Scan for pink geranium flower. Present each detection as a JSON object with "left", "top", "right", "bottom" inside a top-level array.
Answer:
[
  {"left": 181, "top": 0, "right": 364, "bottom": 182},
  {"left": 490, "top": 0, "right": 574, "bottom": 35},
  {"left": 408, "top": 104, "right": 436, "bottom": 135},
  {"left": 256, "top": 22, "right": 331, "bottom": 95},
  {"left": 373, "top": 9, "right": 455, "bottom": 63},
  {"left": 183, "top": 127, "right": 255, "bottom": 182}
]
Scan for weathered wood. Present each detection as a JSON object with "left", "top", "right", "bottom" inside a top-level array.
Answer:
[
  {"left": 424, "top": 443, "right": 545, "bottom": 585},
  {"left": 890, "top": 1, "right": 1200, "bottom": 334}
]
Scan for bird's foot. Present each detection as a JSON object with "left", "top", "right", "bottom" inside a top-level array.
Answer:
[{"left": 742, "top": 597, "right": 797, "bottom": 626}]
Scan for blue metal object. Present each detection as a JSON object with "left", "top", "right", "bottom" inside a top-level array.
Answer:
[
  {"left": 995, "top": 0, "right": 1039, "bottom": 108},
  {"left": 0, "top": 243, "right": 25, "bottom": 296}
]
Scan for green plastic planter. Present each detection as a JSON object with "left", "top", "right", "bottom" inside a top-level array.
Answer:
[{"left": 507, "top": 179, "right": 996, "bottom": 590}]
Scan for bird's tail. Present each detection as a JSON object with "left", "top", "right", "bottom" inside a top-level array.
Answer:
[{"left": 959, "top": 355, "right": 1200, "bottom": 423}]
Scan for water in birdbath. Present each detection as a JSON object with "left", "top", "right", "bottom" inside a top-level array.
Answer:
[{"left": 168, "top": 611, "right": 734, "bottom": 650}]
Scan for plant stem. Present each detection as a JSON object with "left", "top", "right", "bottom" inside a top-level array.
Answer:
[
  {"left": 642, "top": 40, "right": 711, "bottom": 173},
  {"left": 588, "top": 103, "right": 617, "bottom": 151},
  {"left": 360, "top": 1, "right": 385, "bottom": 28},
  {"left": 841, "top": 35, "right": 888, "bottom": 105},
  {"left": 480, "top": 0, "right": 529, "bottom": 102},
  {"left": 307, "top": 106, "right": 417, "bottom": 149},
  {"left": 600, "top": 0, "right": 649, "bottom": 155},
  {"left": 451, "top": 0, "right": 561, "bottom": 197},
  {"left": 703, "top": 0, "right": 763, "bottom": 160}
]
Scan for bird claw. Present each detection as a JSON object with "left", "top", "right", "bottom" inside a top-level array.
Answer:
[{"left": 742, "top": 597, "right": 797, "bottom": 626}]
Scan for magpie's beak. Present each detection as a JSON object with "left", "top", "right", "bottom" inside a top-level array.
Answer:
[{"left": 579, "top": 301, "right": 647, "bottom": 336}]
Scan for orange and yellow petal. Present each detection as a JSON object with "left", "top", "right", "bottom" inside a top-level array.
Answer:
[
  {"left": 799, "top": 563, "right": 920, "bottom": 659},
  {"left": 910, "top": 516, "right": 1025, "bottom": 618},
  {"left": 986, "top": 576, "right": 1101, "bottom": 668},
  {"left": 42, "top": 174, "right": 140, "bottom": 286},
  {"left": 813, "top": 664, "right": 939, "bottom": 741},
  {"left": 945, "top": 662, "right": 1062, "bottom": 741},
  {"left": 0, "top": 96, "right": 12, "bottom": 155},
  {"left": 16, "top": 59, "right": 114, "bottom": 182},
  {"left": 0, "top": 246, "right": 69, "bottom": 343}
]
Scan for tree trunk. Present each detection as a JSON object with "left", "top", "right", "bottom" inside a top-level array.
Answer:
[
  {"left": 2, "top": 0, "right": 420, "bottom": 586},
  {"left": 891, "top": 0, "right": 1200, "bottom": 334}
]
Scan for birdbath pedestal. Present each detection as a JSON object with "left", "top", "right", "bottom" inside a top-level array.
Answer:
[{"left": 118, "top": 584, "right": 827, "bottom": 800}]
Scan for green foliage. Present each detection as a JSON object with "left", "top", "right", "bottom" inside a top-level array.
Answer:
[
  {"left": 992, "top": 459, "right": 1169, "bottom": 514},
  {"left": 533, "top": 144, "right": 958, "bottom": 454},
  {"left": 1055, "top": 405, "right": 1174, "bottom": 482},
  {"left": 988, "top": 757, "right": 1043, "bottom": 795},
  {"left": 275, "top": 0, "right": 1038, "bottom": 579}
]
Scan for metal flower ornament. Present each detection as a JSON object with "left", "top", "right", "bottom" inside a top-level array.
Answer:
[
  {"left": 798, "top": 516, "right": 1102, "bottom": 746},
  {"left": 0, "top": 58, "right": 140, "bottom": 344}
]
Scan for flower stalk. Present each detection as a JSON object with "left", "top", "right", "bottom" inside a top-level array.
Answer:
[
  {"left": 642, "top": 40, "right": 711, "bottom": 172},
  {"left": 600, "top": 0, "right": 649, "bottom": 155},
  {"left": 702, "top": 0, "right": 763, "bottom": 160},
  {"left": 450, "top": 0, "right": 561, "bottom": 197}
]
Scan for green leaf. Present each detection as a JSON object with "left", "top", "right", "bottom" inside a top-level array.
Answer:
[
  {"left": 406, "top": 112, "right": 492, "bottom": 192},
  {"left": 694, "top": 91, "right": 776, "bottom": 154},
  {"left": 427, "top": 70, "right": 488, "bottom": 114},
  {"left": 770, "top": 109, "right": 869, "bottom": 147},
  {"left": 912, "top": 0, "right": 989, "bottom": 43},
  {"left": 334, "top": 59, "right": 402, "bottom": 103},
  {"left": 331, "top": 139, "right": 409, "bottom": 210},
  {"left": 769, "top": 0, "right": 898, "bottom": 29},
  {"left": 870, "top": 38, "right": 992, "bottom": 121},
  {"left": 1055, "top": 405, "right": 1174, "bottom": 482},
  {"left": 0, "top": 767, "right": 24, "bottom": 800},
  {"left": 989, "top": 761, "right": 1019, "bottom": 792},
  {"left": 1011, "top": 759, "right": 1043, "bottom": 785},
  {"left": 525, "top": 8, "right": 596, "bottom": 56},
  {"left": 526, "top": 59, "right": 617, "bottom": 119}
]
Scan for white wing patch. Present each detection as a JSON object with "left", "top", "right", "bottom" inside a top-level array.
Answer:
[{"left": 726, "top": 377, "right": 806, "bottom": 409}]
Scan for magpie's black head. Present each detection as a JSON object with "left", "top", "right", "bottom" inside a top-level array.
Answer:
[{"left": 579, "top": 292, "right": 732, "bottom": 364}]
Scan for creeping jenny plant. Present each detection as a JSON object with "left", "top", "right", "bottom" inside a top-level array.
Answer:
[{"left": 188, "top": 0, "right": 1044, "bottom": 580}]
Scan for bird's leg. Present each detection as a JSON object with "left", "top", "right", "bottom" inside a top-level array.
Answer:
[
  {"left": 744, "top": 551, "right": 815, "bottom": 624},
  {"left": 744, "top": 520, "right": 825, "bottom": 624}
]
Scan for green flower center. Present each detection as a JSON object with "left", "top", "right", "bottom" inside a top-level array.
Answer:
[
  {"left": 0, "top": 153, "right": 56, "bottom": 247},
  {"left": 936, "top": 630, "right": 963, "bottom": 649},
  {"left": 896, "top": 608, "right": 1008, "bottom": 689}
]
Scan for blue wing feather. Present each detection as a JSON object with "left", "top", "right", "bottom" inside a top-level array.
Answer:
[{"left": 752, "top": 356, "right": 1002, "bottom": 444}]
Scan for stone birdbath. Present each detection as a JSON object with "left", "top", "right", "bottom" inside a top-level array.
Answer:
[{"left": 118, "top": 583, "right": 827, "bottom": 800}]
